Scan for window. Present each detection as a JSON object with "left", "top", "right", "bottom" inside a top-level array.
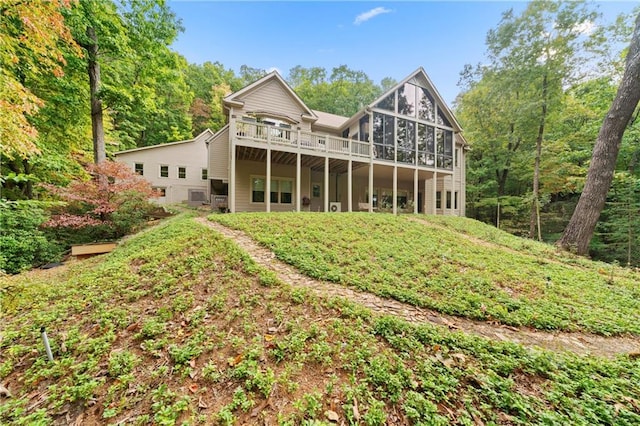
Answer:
[
  {"left": 201, "top": 168, "right": 208, "bottom": 180},
  {"left": 252, "top": 177, "right": 293, "bottom": 204},
  {"left": 153, "top": 187, "right": 166, "bottom": 197},
  {"left": 312, "top": 183, "right": 321, "bottom": 198},
  {"left": 446, "top": 191, "right": 452, "bottom": 209},
  {"left": 436, "top": 191, "right": 442, "bottom": 209},
  {"left": 376, "top": 92, "right": 395, "bottom": 112},
  {"left": 373, "top": 112, "right": 395, "bottom": 161},
  {"left": 342, "top": 129, "right": 349, "bottom": 138},
  {"left": 134, "top": 163, "right": 143, "bottom": 175},
  {"left": 454, "top": 191, "right": 459, "bottom": 210},
  {"left": 178, "top": 167, "right": 186, "bottom": 179},
  {"left": 280, "top": 180, "right": 292, "bottom": 204},
  {"left": 252, "top": 178, "right": 265, "bottom": 202},
  {"left": 397, "top": 83, "right": 417, "bottom": 117},
  {"left": 160, "top": 165, "right": 169, "bottom": 178}
]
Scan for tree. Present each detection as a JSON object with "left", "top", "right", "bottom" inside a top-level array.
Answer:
[
  {"left": 0, "top": 0, "right": 81, "bottom": 159},
  {"left": 485, "top": 1, "right": 599, "bottom": 240},
  {"left": 42, "top": 161, "right": 158, "bottom": 239},
  {"left": 557, "top": 12, "right": 640, "bottom": 255}
]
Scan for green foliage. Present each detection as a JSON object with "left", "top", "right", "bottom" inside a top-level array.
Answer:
[
  {"left": 213, "top": 213, "right": 640, "bottom": 335},
  {"left": 2, "top": 213, "right": 640, "bottom": 425},
  {"left": 0, "top": 200, "right": 63, "bottom": 274}
]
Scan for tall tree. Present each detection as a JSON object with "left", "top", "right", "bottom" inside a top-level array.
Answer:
[
  {"left": 0, "top": 0, "right": 80, "bottom": 159},
  {"left": 557, "top": 12, "right": 640, "bottom": 255}
]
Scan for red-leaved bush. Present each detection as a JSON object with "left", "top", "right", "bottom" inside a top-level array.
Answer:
[{"left": 42, "top": 161, "right": 159, "bottom": 238}]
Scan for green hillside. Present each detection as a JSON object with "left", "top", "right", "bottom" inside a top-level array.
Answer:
[
  {"left": 1, "top": 213, "right": 639, "bottom": 425},
  {"left": 213, "top": 213, "right": 640, "bottom": 336}
]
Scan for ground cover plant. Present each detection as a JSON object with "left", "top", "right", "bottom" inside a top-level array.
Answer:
[
  {"left": 212, "top": 213, "right": 640, "bottom": 336},
  {"left": 2, "top": 213, "right": 640, "bottom": 425}
]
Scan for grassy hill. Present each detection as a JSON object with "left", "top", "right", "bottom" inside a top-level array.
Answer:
[{"left": 1, "top": 213, "right": 639, "bottom": 425}]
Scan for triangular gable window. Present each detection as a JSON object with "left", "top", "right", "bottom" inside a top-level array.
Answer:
[
  {"left": 437, "top": 109, "right": 451, "bottom": 128},
  {"left": 417, "top": 88, "right": 435, "bottom": 122},
  {"left": 376, "top": 93, "right": 395, "bottom": 112}
]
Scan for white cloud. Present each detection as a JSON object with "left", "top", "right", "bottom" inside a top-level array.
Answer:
[{"left": 354, "top": 7, "right": 391, "bottom": 25}]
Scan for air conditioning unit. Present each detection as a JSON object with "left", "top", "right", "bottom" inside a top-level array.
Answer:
[{"left": 329, "top": 202, "right": 341, "bottom": 213}]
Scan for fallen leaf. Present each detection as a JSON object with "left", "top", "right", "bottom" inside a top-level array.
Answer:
[
  {"left": 198, "top": 397, "right": 208, "bottom": 409},
  {"left": 352, "top": 397, "right": 360, "bottom": 421},
  {"left": 189, "top": 359, "right": 196, "bottom": 368},
  {"left": 0, "top": 384, "right": 11, "bottom": 398},
  {"left": 264, "top": 334, "right": 275, "bottom": 342},
  {"left": 188, "top": 383, "right": 198, "bottom": 393},
  {"left": 228, "top": 354, "right": 243, "bottom": 366},
  {"left": 325, "top": 410, "right": 339, "bottom": 423}
]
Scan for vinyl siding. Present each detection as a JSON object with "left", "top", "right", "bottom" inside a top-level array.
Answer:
[
  {"left": 236, "top": 80, "right": 313, "bottom": 131},
  {"left": 209, "top": 126, "right": 229, "bottom": 180}
]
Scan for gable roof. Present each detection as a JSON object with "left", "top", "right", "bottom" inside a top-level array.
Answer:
[
  {"left": 311, "top": 109, "right": 349, "bottom": 129},
  {"left": 224, "top": 71, "right": 317, "bottom": 122},
  {"left": 366, "top": 67, "right": 463, "bottom": 132},
  {"left": 114, "top": 129, "right": 214, "bottom": 155}
]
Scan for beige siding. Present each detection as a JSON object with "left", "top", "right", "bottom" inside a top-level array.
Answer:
[
  {"left": 115, "top": 137, "right": 208, "bottom": 205},
  {"left": 209, "top": 126, "right": 229, "bottom": 180},
  {"left": 237, "top": 80, "right": 312, "bottom": 131},
  {"left": 234, "top": 160, "right": 310, "bottom": 212}
]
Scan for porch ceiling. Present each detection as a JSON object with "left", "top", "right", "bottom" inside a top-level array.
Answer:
[{"left": 235, "top": 146, "right": 367, "bottom": 174}]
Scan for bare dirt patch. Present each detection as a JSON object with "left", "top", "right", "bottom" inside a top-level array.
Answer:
[{"left": 197, "top": 217, "right": 640, "bottom": 359}]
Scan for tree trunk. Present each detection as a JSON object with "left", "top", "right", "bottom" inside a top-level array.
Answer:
[
  {"left": 530, "top": 73, "right": 547, "bottom": 240},
  {"left": 557, "top": 13, "right": 640, "bottom": 255},
  {"left": 86, "top": 26, "right": 106, "bottom": 164}
]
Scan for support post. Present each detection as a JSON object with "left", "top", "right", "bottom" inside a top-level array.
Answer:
[
  {"left": 392, "top": 166, "right": 398, "bottom": 215},
  {"left": 368, "top": 162, "right": 374, "bottom": 212},
  {"left": 433, "top": 171, "right": 438, "bottom": 215},
  {"left": 324, "top": 156, "right": 329, "bottom": 212},
  {"left": 266, "top": 147, "right": 271, "bottom": 213},
  {"left": 347, "top": 159, "right": 353, "bottom": 212},
  {"left": 296, "top": 152, "right": 301, "bottom": 212},
  {"left": 413, "top": 168, "right": 419, "bottom": 214}
]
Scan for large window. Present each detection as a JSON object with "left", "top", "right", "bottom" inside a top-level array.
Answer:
[
  {"left": 252, "top": 177, "right": 293, "bottom": 204},
  {"left": 397, "top": 83, "right": 417, "bottom": 117},
  {"left": 436, "top": 129, "right": 453, "bottom": 170},
  {"left": 417, "top": 88, "right": 435, "bottom": 122},
  {"left": 373, "top": 113, "right": 395, "bottom": 161},
  {"left": 396, "top": 119, "right": 415, "bottom": 164},
  {"left": 417, "top": 124, "right": 435, "bottom": 166}
]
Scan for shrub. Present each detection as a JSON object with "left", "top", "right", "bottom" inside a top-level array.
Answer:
[
  {"left": 41, "top": 161, "right": 159, "bottom": 245},
  {"left": 0, "top": 200, "right": 63, "bottom": 274}
]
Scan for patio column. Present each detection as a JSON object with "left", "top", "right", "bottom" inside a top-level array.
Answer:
[
  {"left": 368, "top": 162, "right": 374, "bottom": 212},
  {"left": 413, "top": 168, "right": 418, "bottom": 214},
  {"left": 266, "top": 147, "right": 271, "bottom": 213},
  {"left": 392, "top": 165, "right": 397, "bottom": 215},
  {"left": 324, "top": 156, "right": 329, "bottom": 212},
  {"left": 296, "top": 152, "right": 301, "bottom": 212},
  {"left": 229, "top": 142, "right": 236, "bottom": 213},
  {"left": 347, "top": 159, "right": 353, "bottom": 212},
  {"left": 433, "top": 171, "right": 438, "bottom": 215}
]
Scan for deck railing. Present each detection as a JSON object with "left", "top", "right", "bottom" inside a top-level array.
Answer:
[{"left": 235, "top": 121, "right": 370, "bottom": 159}]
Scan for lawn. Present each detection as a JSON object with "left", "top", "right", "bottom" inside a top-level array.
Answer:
[
  {"left": 1, "top": 213, "right": 639, "bottom": 425},
  {"left": 212, "top": 212, "right": 640, "bottom": 335}
]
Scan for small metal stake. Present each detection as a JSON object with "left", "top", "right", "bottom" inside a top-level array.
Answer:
[{"left": 40, "top": 327, "right": 54, "bottom": 362}]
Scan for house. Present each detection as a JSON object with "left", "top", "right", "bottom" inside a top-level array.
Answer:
[
  {"left": 114, "top": 130, "right": 212, "bottom": 205},
  {"left": 117, "top": 67, "right": 467, "bottom": 215}
]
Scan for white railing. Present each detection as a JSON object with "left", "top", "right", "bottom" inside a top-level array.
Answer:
[{"left": 235, "top": 121, "right": 370, "bottom": 159}]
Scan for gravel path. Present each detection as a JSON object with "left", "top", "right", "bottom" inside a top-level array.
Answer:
[{"left": 196, "top": 217, "right": 640, "bottom": 359}]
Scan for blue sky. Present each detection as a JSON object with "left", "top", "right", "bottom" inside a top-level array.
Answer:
[{"left": 168, "top": 1, "right": 637, "bottom": 106}]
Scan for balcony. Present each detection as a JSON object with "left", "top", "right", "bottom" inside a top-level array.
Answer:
[{"left": 234, "top": 121, "right": 370, "bottom": 159}]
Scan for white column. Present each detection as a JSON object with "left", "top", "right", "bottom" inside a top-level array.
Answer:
[
  {"left": 228, "top": 111, "right": 236, "bottom": 213},
  {"left": 324, "top": 156, "right": 329, "bottom": 212},
  {"left": 392, "top": 165, "right": 397, "bottom": 215},
  {"left": 433, "top": 171, "right": 438, "bottom": 215},
  {"left": 266, "top": 148, "right": 271, "bottom": 213},
  {"left": 413, "top": 168, "right": 418, "bottom": 214},
  {"left": 296, "top": 152, "right": 301, "bottom": 212},
  {"left": 347, "top": 159, "right": 353, "bottom": 212},
  {"left": 368, "top": 163, "right": 374, "bottom": 212}
]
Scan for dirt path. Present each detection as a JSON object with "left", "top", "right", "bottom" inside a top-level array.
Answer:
[{"left": 195, "top": 217, "right": 640, "bottom": 359}]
